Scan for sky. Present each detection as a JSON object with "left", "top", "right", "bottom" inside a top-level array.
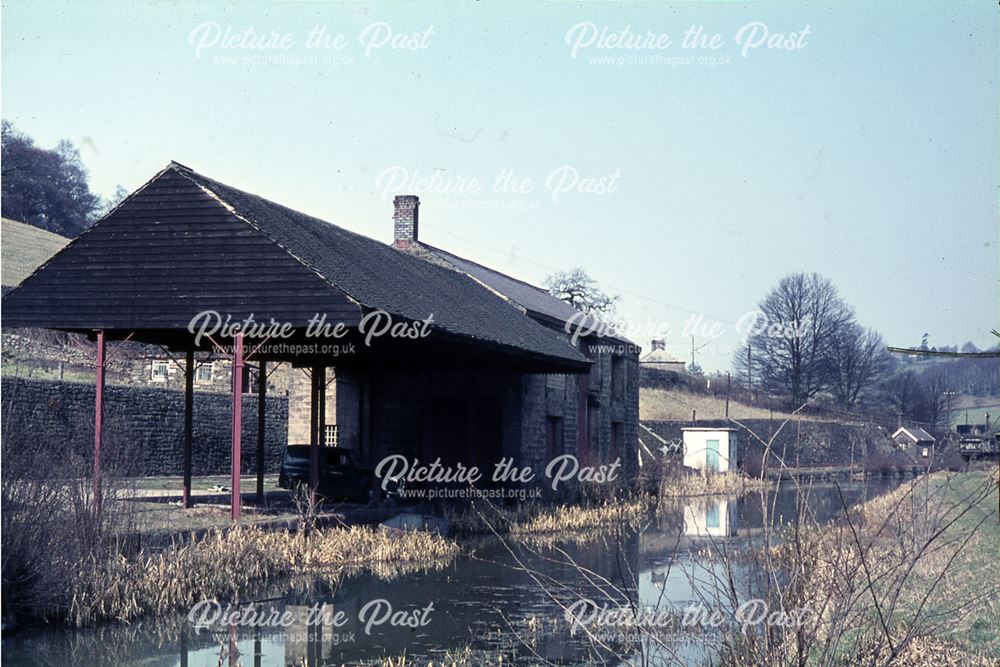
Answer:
[{"left": 2, "top": 0, "right": 997, "bottom": 371}]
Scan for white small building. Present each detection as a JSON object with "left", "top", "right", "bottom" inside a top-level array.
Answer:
[{"left": 682, "top": 427, "right": 738, "bottom": 473}]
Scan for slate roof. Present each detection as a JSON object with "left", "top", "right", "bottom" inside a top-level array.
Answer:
[
  {"left": 640, "top": 348, "right": 685, "bottom": 365},
  {"left": 892, "top": 426, "right": 936, "bottom": 443},
  {"left": 418, "top": 243, "right": 631, "bottom": 345},
  {"left": 2, "top": 162, "right": 589, "bottom": 368}
]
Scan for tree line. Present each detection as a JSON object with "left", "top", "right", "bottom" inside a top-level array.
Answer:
[
  {"left": 733, "top": 272, "right": 998, "bottom": 425},
  {"left": 0, "top": 120, "right": 122, "bottom": 237}
]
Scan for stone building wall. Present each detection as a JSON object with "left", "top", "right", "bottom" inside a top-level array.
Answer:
[
  {"left": 271, "top": 340, "right": 640, "bottom": 494},
  {"left": 519, "top": 337, "right": 641, "bottom": 489}
]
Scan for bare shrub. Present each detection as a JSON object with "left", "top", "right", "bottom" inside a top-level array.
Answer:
[
  {"left": 1, "top": 379, "right": 139, "bottom": 624},
  {"left": 479, "top": 415, "right": 999, "bottom": 666}
]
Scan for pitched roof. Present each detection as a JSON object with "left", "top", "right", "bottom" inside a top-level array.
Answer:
[
  {"left": 640, "top": 348, "right": 685, "bottom": 366},
  {"left": 892, "top": 426, "right": 936, "bottom": 443},
  {"left": 416, "top": 243, "right": 632, "bottom": 345},
  {"left": 2, "top": 163, "right": 588, "bottom": 368}
]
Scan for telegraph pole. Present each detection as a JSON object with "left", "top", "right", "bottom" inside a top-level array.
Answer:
[{"left": 725, "top": 372, "right": 731, "bottom": 418}]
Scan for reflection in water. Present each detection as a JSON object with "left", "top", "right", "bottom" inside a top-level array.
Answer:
[
  {"left": 683, "top": 498, "right": 738, "bottom": 538},
  {"left": 2, "top": 480, "right": 900, "bottom": 666}
]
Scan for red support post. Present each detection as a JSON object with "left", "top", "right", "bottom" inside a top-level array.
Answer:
[
  {"left": 183, "top": 349, "right": 194, "bottom": 509},
  {"left": 256, "top": 360, "right": 266, "bottom": 505},
  {"left": 93, "top": 330, "right": 106, "bottom": 517},
  {"left": 231, "top": 333, "right": 244, "bottom": 522}
]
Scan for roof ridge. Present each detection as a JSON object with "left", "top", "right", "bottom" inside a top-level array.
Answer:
[
  {"left": 418, "top": 241, "right": 633, "bottom": 345},
  {"left": 419, "top": 242, "right": 551, "bottom": 294},
  {"left": 167, "top": 164, "right": 365, "bottom": 309}
]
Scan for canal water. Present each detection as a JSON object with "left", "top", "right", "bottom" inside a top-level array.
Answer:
[{"left": 1, "top": 479, "right": 901, "bottom": 667}]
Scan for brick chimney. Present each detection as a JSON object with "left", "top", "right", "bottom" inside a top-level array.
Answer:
[
  {"left": 392, "top": 195, "right": 420, "bottom": 249},
  {"left": 651, "top": 338, "right": 666, "bottom": 352}
]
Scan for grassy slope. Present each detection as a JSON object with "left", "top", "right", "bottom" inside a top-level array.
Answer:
[
  {"left": 1, "top": 217, "right": 69, "bottom": 288},
  {"left": 857, "top": 470, "right": 1000, "bottom": 658},
  {"left": 949, "top": 395, "right": 1000, "bottom": 427},
  {"left": 914, "top": 470, "right": 1000, "bottom": 653},
  {"left": 639, "top": 387, "right": 818, "bottom": 422}
]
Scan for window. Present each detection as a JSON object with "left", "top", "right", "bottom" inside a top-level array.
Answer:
[
  {"left": 588, "top": 398, "right": 600, "bottom": 462},
  {"left": 151, "top": 360, "right": 169, "bottom": 381},
  {"left": 611, "top": 421, "right": 623, "bottom": 461},
  {"left": 324, "top": 424, "right": 339, "bottom": 447},
  {"left": 195, "top": 362, "right": 213, "bottom": 383},
  {"left": 611, "top": 355, "right": 625, "bottom": 400},
  {"left": 545, "top": 417, "right": 563, "bottom": 460},
  {"left": 921, "top": 446, "right": 929, "bottom": 458}
]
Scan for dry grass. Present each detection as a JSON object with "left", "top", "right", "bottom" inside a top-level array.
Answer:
[
  {"left": 772, "top": 470, "right": 1000, "bottom": 664},
  {"left": 510, "top": 500, "right": 647, "bottom": 535},
  {"left": 67, "top": 524, "right": 459, "bottom": 627},
  {"left": 639, "top": 387, "right": 812, "bottom": 422},
  {"left": 447, "top": 499, "right": 648, "bottom": 538},
  {"left": 1, "top": 218, "right": 69, "bottom": 287},
  {"left": 659, "top": 469, "right": 770, "bottom": 498},
  {"left": 351, "top": 647, "right": 503, "bottom": 667}
]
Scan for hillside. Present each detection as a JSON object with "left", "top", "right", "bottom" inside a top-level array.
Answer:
[
  {"left": 1, "top": 218, "right": 70, "bottom": 288},
  {"left": 640, "top": 387, "right": 821, "bottom": 423}
]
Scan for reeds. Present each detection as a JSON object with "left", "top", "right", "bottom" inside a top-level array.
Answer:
[
  {"left": 659, "top": 469, "right": 770, "bottom": 498},
  {"left": 67, "top": 524, "right": 459, "bottom": 627},
  {"left": 446, "top": 498, "right": 648, "bottom": 537}
]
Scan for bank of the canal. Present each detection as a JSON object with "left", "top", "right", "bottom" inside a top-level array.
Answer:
[{"left": 1, "top": 478, "right": 911, "bottom": 667}]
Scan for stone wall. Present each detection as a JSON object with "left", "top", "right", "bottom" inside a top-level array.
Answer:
[
  {"left": 642, "top": 418, "right": 891, "bottom": 469},
  {"left": 1, "top": 377, "right": 289, "bottom": 477}
]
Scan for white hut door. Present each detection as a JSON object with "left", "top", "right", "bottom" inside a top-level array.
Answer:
[{"left": 706, "top": 439, "right": 720, "bottom": 472}]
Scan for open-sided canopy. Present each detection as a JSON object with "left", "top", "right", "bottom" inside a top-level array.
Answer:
[{"left": 2, "top": 162, "right": 589, "bottom": 372}]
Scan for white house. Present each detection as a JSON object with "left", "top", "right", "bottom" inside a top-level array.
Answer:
[
  {"left": 682, "top": 427, "right": 738, "bottom": 473},
  {"left": 891, "top": 426, "right": 936, "bottom": 458}
]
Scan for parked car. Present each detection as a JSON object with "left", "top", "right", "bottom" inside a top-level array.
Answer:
[{"left": 278, "top": 445, "right": 374, "bottom": 501}]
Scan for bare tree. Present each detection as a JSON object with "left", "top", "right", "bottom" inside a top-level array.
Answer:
[
  {"left": 827, "top": 324, "right": 892, "bottom": 407},
  {"left": 734, "top": 273, "right": 855, "bottom": 406},
  {"left": 919, "top": 365, "right": 953, "bottom": 426},
  {"left": 884, "top": 369, "right": 922, "bottom": 421},
  {"left": 544, "top": 267, "right": 619, "bottom": 317}
]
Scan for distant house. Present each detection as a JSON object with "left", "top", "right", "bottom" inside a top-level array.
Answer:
[
  {"left": 891, "top": 426, "right": 936, "bottom": 458},
  {"left": 682, "top": 427, "right": 738, "bottom": 473},
  {"left": 956, "top": 422, "right": 990, "bottom": 438},
  {"left": 640, "top": 338, "right": 687, "bottom": 374},
  {"left": 638, "top": 338, "right": 690, "bottom": 389}
]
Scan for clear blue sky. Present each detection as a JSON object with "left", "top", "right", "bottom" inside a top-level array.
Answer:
[{"left": 3, "top": 1, "right": 997, "bottom": 371}]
